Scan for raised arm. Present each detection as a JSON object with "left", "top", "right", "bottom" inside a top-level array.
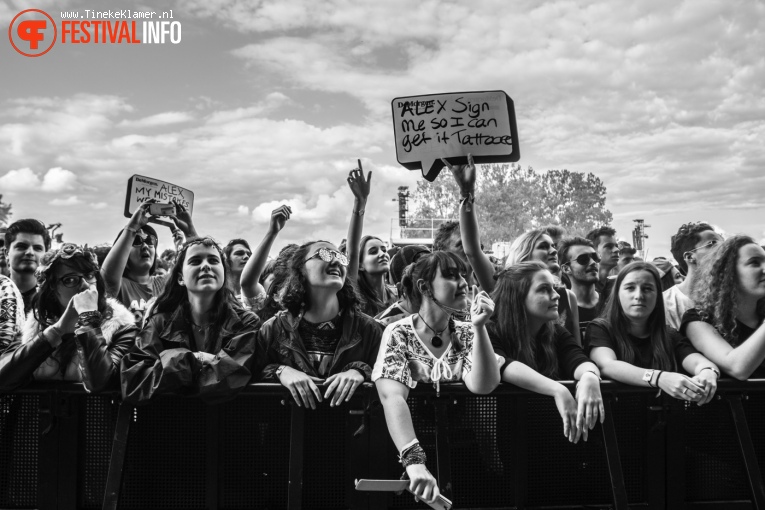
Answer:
[
  {"left": 241, "top": 205, "right": 292, "bottom": 298},
  {"left": 463, "top": 289, "right": 500, "bottom": 394},
  {"left": 101, "top": 204, "right": 150, "bottom": 296},
  {"left": 442, "top": 154, "right": 496, "bottom": 291},
  {"left": 171, "top": 202, "right": 198, "bottom": 240},
  {"left": 345, "top": 160, "right": 371, "bottom": 283},
  {"left": 685, "top": 320, "right": 765, "bottom": 380}
]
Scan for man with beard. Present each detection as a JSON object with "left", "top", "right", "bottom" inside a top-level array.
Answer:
[
  {"left": 3, "top": 219, "right": 51, "bottom": 313},
  {"left": 101, "top": 203, "right": 197, "bottom": 325},
  {"left": 559, "top": 237, "right": 603, "bottom": 342}
]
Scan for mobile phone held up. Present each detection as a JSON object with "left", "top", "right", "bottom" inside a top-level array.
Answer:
[{"left": 148, "top": 203, "right": 176, "bottom": 217}]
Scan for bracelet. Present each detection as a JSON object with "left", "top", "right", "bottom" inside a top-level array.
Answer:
[
  {"left": 460, "top": 192, "right": 475, "bottom": 213},
  {"left": 700, "top": 367, "right": 720, "bottom": 378},
  {"left": 655, "top": 370, "right": 664, "bottom": 387},
  {"left": 352, "top": 209, "right": 365, "bottom": 216},
  {"left": 399, "top": 441, "right": 427, "bottom": 467},
  {"left": 76, "top": 311, "right": 102, "bottom": 329},
  {"left": 576, "top": 370, "right": 601, "bottom": 388},
  {"left": 124, "top": 226, "right": 138, "bottom": 235},
  {"left": 275, "top": 365, "right": 287, "bottom": 379}
]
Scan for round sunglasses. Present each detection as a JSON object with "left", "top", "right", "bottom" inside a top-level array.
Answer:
[{"left": 306, "top": 247, "right": 348, "bottom": 266}]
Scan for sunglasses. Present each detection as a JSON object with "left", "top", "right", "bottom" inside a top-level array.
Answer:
[
  {"left": 133, "top": 234, "right": 158, "bottom": 247},
  {"left": 306, "top": 247, "right": 348, "bottom": 266},
  {"left": 565, "top": 252, "right": 601, "bottom": 266},
  {"left": 686, "top": 240, "right": 719, "bottom": 253},
  {"left": 59, "top": 271, "right": 97, "bottom": 288}
]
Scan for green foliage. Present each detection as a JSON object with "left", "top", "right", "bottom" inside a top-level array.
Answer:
[
  {"left": 409, "top": 164, "right": 613, "bottom": 245},
  {"left": 0, "top": 195, "right": 11, "bottom": 227}
]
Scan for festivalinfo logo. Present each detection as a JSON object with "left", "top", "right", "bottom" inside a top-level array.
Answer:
[{"left": 8, "top": 8, "right": 182, "bottom": 57}]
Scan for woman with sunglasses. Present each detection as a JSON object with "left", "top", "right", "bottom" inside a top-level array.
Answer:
[
  {"left": 682, "top": 235, "right": 765, "bottom": 380},
  {"left": 257, "top": 241, "right": 382, "bottom": 409},
  {"left": 443, "top": 156, "right": 581, "bottom": 344},
  {"left": 101, "top": 202, "right": 197, "bottom": 325},
  {"left": 0, "top": 244, "right": 137, "bottom": 392},
  {"left": 373, "top": 251, "right": 500, "bottom": 505},
  {"left": 121, "top": 237, "right": 263, "bottom": 404},
  {"left": 587, "top": 262, "right": 719, "bottom": 403}
]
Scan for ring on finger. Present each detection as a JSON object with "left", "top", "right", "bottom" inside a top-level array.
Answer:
[{"left": 682, "top": 388, "right": 688, "bottom": 395}]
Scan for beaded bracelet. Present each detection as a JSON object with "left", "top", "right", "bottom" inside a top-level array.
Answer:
[
  {"left": 76, "top": 311, "right": 102, "bottom": 329},
  {"left": 400, "top": 442, "right": 427, "bottom": 467}
]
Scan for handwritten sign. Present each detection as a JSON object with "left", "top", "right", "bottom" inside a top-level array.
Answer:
[
  {"left": 124, "top": 175, "right": 194, "bottom": 227},
  {"left": 391, "top": 90, "right": 519, "bottom": 181}
]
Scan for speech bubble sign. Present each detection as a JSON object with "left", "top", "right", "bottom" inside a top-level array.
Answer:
[
  {"left": 391, "top": 90, "right": 519, "bottom": 181},
  {"left": 124, "top": 174, "right": 194, "bottom": 228}
]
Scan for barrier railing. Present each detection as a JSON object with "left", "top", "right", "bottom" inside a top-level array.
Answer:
[{"left": 1, "top": 380, "right": 764, "bottom": 509}]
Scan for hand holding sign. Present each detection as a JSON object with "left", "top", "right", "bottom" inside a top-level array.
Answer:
[
  {"left": 172, "top": 202, "right": 198, "bottom": 239},
  {"left": 392, "top": 91, "right": 519, "bottom": 181},
  {"left": 441, "top": 153, "right": 476, "bottom": 197}
]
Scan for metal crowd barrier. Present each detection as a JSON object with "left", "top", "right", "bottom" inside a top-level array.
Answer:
[{"left": 1, "top": 380, "right": 764, "bottom": 509}]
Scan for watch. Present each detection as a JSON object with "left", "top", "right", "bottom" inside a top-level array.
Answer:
[
  {"left": 642, "top": 369, "right": 655, "bottom": 387},
  {"left": 275, "top": 365, "right": 287, "bottom": 379}
]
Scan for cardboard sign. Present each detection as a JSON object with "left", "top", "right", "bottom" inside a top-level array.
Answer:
[
  {"left": 391, "top": 90, "right": 519, "bottom": 181},
  {"left": 124, "top": 174, "right": 194, "bottom": 227}
]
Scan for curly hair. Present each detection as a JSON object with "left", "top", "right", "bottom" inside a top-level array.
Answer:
[
  {"left": 257, "top": 244, "right": 298, "bottom": 322},
  {"left": 692, "top": 235, "right": 765, "bottom": 347},
  {"left": 488, "top": 261, "right": 559, "bottom": 378},
  {"left": 670, "top": 222, "right": 715, "bottom": 274},
  {"left": 277, "top": 241, "right": 359, "bottom": 317},
  {"left": 150, "top": 236, "right": 238, "bottom": 353},
  {"left": 432, "top": 221, "right": 460, "bottom": 252},
  {"left": 32, "top": 249, "right": 108, "bottom": 330},
  {"left": 591, "top": 262, "right": 675, "bottom": 371},
  {"left": 400, "top": 251, "right": 467, "bottom": 311}
]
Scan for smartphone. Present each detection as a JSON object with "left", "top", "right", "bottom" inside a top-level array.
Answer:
[{"left": 148, "top": 203, "right": 176, "bottom": 217}]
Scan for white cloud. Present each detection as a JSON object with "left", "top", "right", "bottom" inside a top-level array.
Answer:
[
  {"left": 50, "top": 196, "right": 81, "bottom": 206},
  {"left": 0, "top": 167, "right": 41, "bottom": 191},
  {"left": 41, "top": 167, "right": 78, "bottom": 192},
  {"left": 91, "top": 202, "right": 108, "bottom": 209},
  {"left": 119, "top": 112, "right": 195, "bottom": 128},
  {"left": 236, "top": 205, "right": 249, "bottom": 216}
]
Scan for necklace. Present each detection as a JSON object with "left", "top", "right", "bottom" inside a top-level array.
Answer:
[
  {"left": 417, "top": 313, "right": 449, "bottom": 348},
  {"left": 190, "top": 320, "right": 211, "bottom": 334}
]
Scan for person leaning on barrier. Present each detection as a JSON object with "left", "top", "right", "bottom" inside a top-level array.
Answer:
[
  {"left": 681, "top": 235, "right": 765, "bottom": 380},
  {"left": 488, "top": 261, "right": 604, "bottom": 443},
  {"left": 0, "top": 244, "right": 137, "bottom": 393},
  {"left": 257, "top": 240, "right": 382, "bottom": 408},
  {"left": 120, "top": 237, "right": 263, "bottom": 404},
  {"left": 587, "top": 262, "right": 719, "bottom": 404},
  {"left": 372, "top": 251, "right": 501, "bottom": 505}
]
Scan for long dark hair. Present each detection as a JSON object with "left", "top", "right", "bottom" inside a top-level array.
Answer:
[
  {"left": 592, "top": 262, "right": 675, "bottom": 371},
  {"left": 356, "top": 235, "right": 392, "bottom": 315},
  {"left": 257, "top": 244, "right": 298, "bottom": 323},
  {"left": 150, "top": 236, "right": 237, "bottom": 353},
  {"left": 400, "top": 251, "right": 467, "bottom": 311},
  {"left": 33, "top": 250, "right": 108, "bottom": 330},
  {"left": 278, "top": 241, "right": 360, "bottom": 317},
  {"left": 489, "top": 261, "right": 559, "bottom": 378},
  {"left": 692, "top": 235, "right": 765, "bottom": 346}
]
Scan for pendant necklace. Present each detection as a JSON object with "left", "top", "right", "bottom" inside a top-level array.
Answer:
[{"left": 417, "top": 313, "right": 449, "bottom": 348}]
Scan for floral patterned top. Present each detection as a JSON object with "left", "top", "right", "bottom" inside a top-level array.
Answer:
[{"left": 372, "top": 315, "right": 503, "bottom": 394}]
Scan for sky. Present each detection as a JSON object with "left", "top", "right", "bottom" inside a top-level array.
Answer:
[{"left": 1, "top": 0, "right": 764, "bottom": 259}]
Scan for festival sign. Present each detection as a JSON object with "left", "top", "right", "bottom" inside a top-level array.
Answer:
[
  {"left": 124, "top": 174, "right": 194, "bottom": 227},
  {"left": 391, "top": 90, "right": 519, "bottom": 181}
]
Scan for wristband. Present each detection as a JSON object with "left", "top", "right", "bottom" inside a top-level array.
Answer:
[
  {"left": 460, "top": 192, "right": 475, "bottom": 213},
  {"left": 275, "top": 365, "right": 287, "bottom": 379},
  {"left": 700, "top": 367, "right": 720, "bottom": 378},
  {"left": 655, "top": 370, "right": 664, "bottom": 387},
  {"left": 124, "top": 226, "right": 138, "bottom": 235},
  {"left": 76, "top": 310, "right": 102, "bottom": 329},
  {"left": 399, "top": 441, "right": 427, "bottom": 467},
  {"left": 352, "top": 209, "right": 365, "bottom": 216}
]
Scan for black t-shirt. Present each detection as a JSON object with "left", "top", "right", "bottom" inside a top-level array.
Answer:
[
  {"left": 21, "top": 287, "right": 37, "bottom": 314},
  {"left": 489, "top": 323, "right": 592, "bottom": 380},
  {"left": 556, "top": 288, "right": 577, "bottom": 339},
  {"left": 298, "top": 312, "right": 343, "bottom": 377},
  {"left": 585, "top": 322, "right": 698, "bottom": 371},
  {"left": 680, "top": 308, "right": 763, "bottom": 377},
  {"left": 578, "top": 305, "right": 601, "bottom": 343}
]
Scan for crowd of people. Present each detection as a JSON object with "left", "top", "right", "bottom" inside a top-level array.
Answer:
[{"left": 1, "top": 155, "right": 764, "bottom": 504}]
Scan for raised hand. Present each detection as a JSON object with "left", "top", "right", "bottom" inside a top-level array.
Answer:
[
  {"left": 172, "top": 202, "right": 198, "bottom": 238},
  {"left": 470, "top": 287, "right": 494, "bottom": 327},
  {"left": 127, "top": 203, "right": 151, "bottom": 231},
  {"left": 269, "top": 205, "right": 292, "bottom": 235},
  {"left": 441, "top": 153, "right": 476, "bottom": 196},
  {"left": 72, "top": 287, "right": 99, "bottom": 315},
  {"left": 347, "top": 159, "right": 372, "bottom": 203}
]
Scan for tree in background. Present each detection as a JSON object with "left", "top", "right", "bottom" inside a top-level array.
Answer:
[
  {"left": 408, "top": 164, "right": 613, "bottom": 246},
  {"left": 0, "top": 195, "right": 11, "bottom": 227}
]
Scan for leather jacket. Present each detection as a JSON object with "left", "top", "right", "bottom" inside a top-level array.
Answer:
[
  {"left": 121, "top": 303, "right": 263, "bottom": 404},
  {"left": 258, "top": 308, "right": 382, "bottom": 381},
  {"left": 0, "top": 298, "right": 137, "bottom": 393}
]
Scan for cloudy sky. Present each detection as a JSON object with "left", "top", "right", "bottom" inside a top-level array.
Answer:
[{"left": 1, "top": 0, "right": 764, "bottom": 258}]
